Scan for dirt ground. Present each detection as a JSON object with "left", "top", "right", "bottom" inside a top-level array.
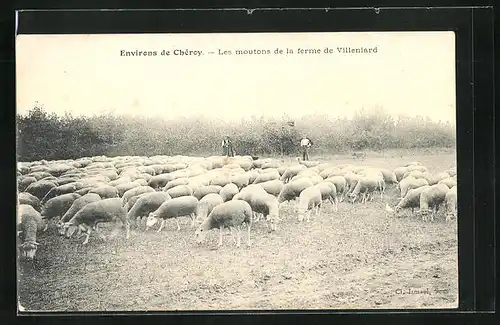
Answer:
[{"left": 17, "top": 151, "right": 458, "bottom": 311}]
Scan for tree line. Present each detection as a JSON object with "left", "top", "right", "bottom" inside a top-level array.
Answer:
[{"left": 16, "top": 105, "right": 456, "bottom": 162}]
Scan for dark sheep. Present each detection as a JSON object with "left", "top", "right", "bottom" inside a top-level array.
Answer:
[{"left": 57, "top": 193, "right": 102, "bottom": 235}]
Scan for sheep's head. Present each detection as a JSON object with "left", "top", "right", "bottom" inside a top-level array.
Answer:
[
  {"left": 56, "top": 221, "right": 66, "bottom": 236},
  {"left": 145, "top": 213, "right": 158, "bottom": 228},
  {"left": 18, "top": 241, "right": 40, "bottom": 260},
  {"left": 63, "top": 223, "right": 79, "bottom": 238},
  {"left": 348, "top": 193, "right": 358, "bottom": 203}
]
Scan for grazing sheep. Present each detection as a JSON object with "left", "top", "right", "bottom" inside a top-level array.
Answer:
[
  {"left": 40, "top": 182, "right": 85, "bottom": 204},
  {"left": 18, "top": 204, "right": 44, "bottom": 260},
  {"left": 25, "top": 180, "right": 58, "bottom": 200},
  {"left": 89, "top": 186, "right": 119, "bottom": 199},
  {"left": 324, "top": 176, "right": 347, "bottom": 202},
  {"left": 57, "top": 193, "right": 102, "bottom": 235},
  {"left": 195, "top": 193, "right": 224, "bottom": 223},
  {"left": 425, "top": 172, "right": 451, "bottom": 185},
  {"left": 279, "top": 165, "right": 307, "bottom": 183},
  {"left": 379, "top": 169, "right": 398, "bottom": 185},
  {"left": 399, "top": 176, "right": 429, "bottom": 198},
  {"left": 195, "top": 200, "right": 253, "bottom": 248},
  {"left": 166, "top": 185, "right": 193, "bottom": 199},
  {"left": 18, "top": 192, "right": 42, "bottom": 212},
  {"left": 258, "top": 179, "right": 284, "bottom": 197},
  {"left": 252, "top": 170, "right": 280, "bottom": 184},
  {"left": 344, "top": 172, "right": 361, "bottom": 194},
  {"left": 230, "top": 173, "right": 251, "bottom": 189},
  {"left": 445, "top": 186, "right": 457, "bottom": 222},
  {"left": 148, "top": 173, "right": 176, "bottom": 189},
  {"left": 296, "top": 186, "right": 322, "bottom": 222},
  {"left": 248, "top": 191, "right": 280, "bottom": 231},
  {"left": 418, "top": 184, "right": 450, "bottom": 221},
  {"left": 18, "top": 176, "right": 38, "bottom": 192},
  {"left": 348, "top": 177, "right": 381, "bottom": 203},
  {"left": 277, "top": 178, "right": 314, "bottom": 205},
  {"left": 393, "top": 185, "right": 431, "bottom": 214},
  {"left": 127, "top": 192, "right": 171, "bottom": 226},
  {"left": 393, "top": 166, "right": 409, "bottom": 182},
  {"left": 163, "top": 178, "right": 190, "bottom": 191},
  {"left": 193, "top": 185, "right": 223, "bottom": 200},
  {"left": 314, "top": 182, "right": 339, "bottom": 212},
  {"left": 40, "top": 193, "right": 81, "bottom": 230},
  {"left": 438, "top": 177, "right": 457, "bottom": 189},
  {"left": 115, "top": 182, "right": 141, "bottom": 197},
  {"left": 122, "top": 186, "right": 155, "bottom": 203},
  {"left": 62, "top": 198, "right": 130, "bottom": 245},
  {"left": 220, "top": 183, "right": 239, "bottom": 202},
  {"left": 403, "top": 170, "right": 426, "bottom": 180},
  {"left": 146, "top": 196, "right": 199, "bottom": 232}
]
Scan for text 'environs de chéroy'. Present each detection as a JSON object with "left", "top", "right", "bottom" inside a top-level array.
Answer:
[{"left": 119, "top": 46, "right": 378, "bottom": 57}]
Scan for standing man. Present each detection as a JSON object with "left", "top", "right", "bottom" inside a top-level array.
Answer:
[
  {"left": 222, "top": 136, "right": 235, "bottom": 157},
  {"left": 300, "top": 135, "right": 313, "bottom": 161}
]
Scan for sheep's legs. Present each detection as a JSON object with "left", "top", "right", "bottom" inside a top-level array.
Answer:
[
  {"left": 236, "top": 226, "right": 241, "bottom": 248},
  {"left": 156, "top": 219, "right": 165, "bottom": 232},
  {"left": 82, "top": 229, "right": 92, "bottom": 245},
  {"left": 190, "top": 214, "right": 196, "bottom": 227},
  {"left": 175, "top": 218, "right": 181, "bottom": 231},
  {"left": 247, "top": 223, "right": 252, "bottom": 247},
  {"left": 229, "top": 227, "right": 237, "bottom": 245},
  {"left": 218, "top": 227, "right": 224, "bottom": 247},
  {"left": 125, "top": 221, "right": 130, "bottom": 239},
  {"left": 306, "top": 210, "right": 311, "bottom": 222}
]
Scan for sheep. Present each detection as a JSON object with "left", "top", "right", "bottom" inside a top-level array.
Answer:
[
  {"left": 314, "top": 182, "right": 339, "bottom": 212},
  {"left": 277, "top": 178, "right": 314, "bottom": 206},
  {"left": 445, "top": 185, "right": 457, "bottom": 222},
  {"left": 280, "top": 165, "right": 307, "bottom": 183},
  {"left": 40, "top": 193, "right": 81, "bottom": 231},
  {"left": 148, "top": 173, "right": 176, "bottom": 189},
  {"left": 18, "top": 192, "right": 42, "bottom": 212},
  {"left": 193, "top": 185, "right": 222, "bottom": 200},
  {"left": 195, "top": 200, "right": 253, "bottom": 248},
  {"left": 145, "top": 196, "right": 199, "bottom": 232},
  {"left": 296, "top": 186, "right": 322, "bottom": 222},
  {"left": 220, "top": 183, "right": 239, "bottom": 202},
  {"left": 393, "top": 185, "right": 431, "bottom": 215},
  {"left": 297, "top": 157, "right": 321, "bottom": 168},
  {"left": 446, "top": 167, "right": 457, "bottom": 177},
  {"left": 57, "top": 193, "right": 102, "bottom": 235},
  {"left": 89, "top": 186, "right": 119, "bottom": 199},
  {"left": 18, "top": 204, "right": 44, "bottom": 260},
  {"left": 163, "top": 178, "right": 190, "bottom": 191},
  {"left": 25, "top": 180, "right": 58, "bottom": 200},
  {"left": 399, "top": 176, "right": 429, "bottom": 198},
  {"left": 127, "top": 191, "right": 171, "bottom": 224},
  {"left": 291, "top": 174, "right": 323, "bottom": 185},
  {"left": 122, "top": 186, "right": 155, "bottom": 203},
  {"left": 258, "top": 179, "right": 284, "bottom": 197},
  {"left": 248, "top": 191, "right": 280, "bottom": 231},
  {"left": 62, "top": 198, "right": 130, "bottom": 245},
  {"left": 18, "top": 176, "right": 38, "bottom": 192},
  {"left": 379, "top": 168, "right": 398, "bottom": 186},
  {"left": 402, "top": 170, "right": 426, "bottom": 180},
  {"left": 418, "top": 184, "right": 450, "bottom": 221},
  {"left": 393, "top": 166, "right": 409, "bottom": 182},
  {"left": 348, "top": 177, "right": 382, "bottom": 203},
  {"left": 438, "top": 177, "right": 457, "bottom": 189},
  {"left": 343, "top": 172, "right": 361, "bottom": 194},
  {"left": 252, "top": 170, "right": 280, "bottom": 184},
  {"left": 40, "top": 182, "right": 85, "bottom": 204},
  {"left": 115, "top": 182, "right": 141, "bottom": 197},
  {"left": 230, "top": 173, "right": 251, "bottom": 189},
  {"left": 166, "top": 185, "right": 193, "bottom": 199},
  {"left": 324, "top": 176, "right": 347, "bottom": 202},
  {"left": 425, "top": 172, "right": 451, "bottom": 185},
  {"left": 195, "top": 193, "right": 224, "bottom": 224}
]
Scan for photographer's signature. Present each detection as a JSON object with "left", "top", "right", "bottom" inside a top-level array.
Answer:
[{"left": 395, "top": 288, "right": 449, "bottom": 295}]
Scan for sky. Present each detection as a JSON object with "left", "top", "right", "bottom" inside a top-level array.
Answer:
[{"left": 16, "top": 32, "right": 456, "bottom": 123}]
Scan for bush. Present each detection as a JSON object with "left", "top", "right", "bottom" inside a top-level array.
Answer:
[{"left": 16, "top": 104, "right": 456, "bottom": 161}]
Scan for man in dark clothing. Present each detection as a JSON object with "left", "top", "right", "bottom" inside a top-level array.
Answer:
[{"left": 222, "top": 136, "right": 235, "bottom": 157}]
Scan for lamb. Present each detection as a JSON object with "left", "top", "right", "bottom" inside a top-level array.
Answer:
[
  {"left": 258, "top": 180, "right": 284, "bottom": 197},
  {"left": 444, "top": 185, "right": 457, "bottom": 222},
  {"left": 89, "top": 186, "right": 119, "bottom": 199},
  {"left": 279, "top": 165, "right": 307, "bottom": 183},
  {"left": 195, "top": 193, "right": 224, "bottom": 223},
  {"left": 399, "top": 176, "right": 429, "bottom": 198},
  {"left": 220, "top": 183, "right": 239, "bottom": 202},
  {"left": 418, "top": 184, "right": 450, "bottom": 221},
  {"left": 248, "top": 191, "right": 280, "bottom": 231},
  {"left": 40, "top": 193, "right": 81, "bottom": 230},
  {"left": 145, "top": 196, "right": 199, "bottom": 232},
  {"left": 62, "top": 198, "right": 130, "bottom": 245},
  {"left": 252, "top": 170, "right": 280, "bottom": 184},
  {"left": 127, "top": 192, "right": 171, "bottom": 226},
  {"left": 18, "top": 192, "right": 42, "bottom": 212},
  {"left": 314, "top": 182, "right": 339, "bottom": 212},
  {"left": 393, "top": 185, "right": 431, "bottom": 214},
  {"left": 122, "top": 186, "right": 155, "bottom": 203},
  {"left": 296, "top": 186, "right": 322, "bottom": 222},
  {"left": 348, "top": 177, "right": 382, "bottom": 203},
  {"left": 324, "top": 176, "right": 347, "bottom": 202},
  {"left": 195, "top": 200, "right": 253, "bottom": 248},
  {"left": 166, "top": 185, "right": 193, "bottom": 198},
  {"left": 57, "top": 193, "right": 102, "bottom": 235},
  {"left": 18, "top": 204, "right": 45, "bottom": 260},
  {"left": 193, "top": 185, "right": 223, "bottom": 200},
  {"left": 277, "top": 178, "right": 314, "bottom": 205}
]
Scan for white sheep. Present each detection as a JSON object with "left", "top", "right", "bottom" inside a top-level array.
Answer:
[
  {"left": 195, "top": 193, "right": 224, "bottom": 224},
  {"left": 417, "top": 184, "right": 450, "bottom": 221},
  {"left": 195, "top": 200, "right": 253, "bottom": 248},
  {"left": 296, "top": 186, "right": 322, "bottom": 222},
  {"left": 146, "top": 195, "right": 199, "bottom": 232},
  {"left": 219, "top": 183, "right": 239, "bottom": 202},
  {"left": 314, "top": 182, "right": 339, "bottom": 212},
  {"left": 445, "top": 185, "right": 457, "bottom": 222}
]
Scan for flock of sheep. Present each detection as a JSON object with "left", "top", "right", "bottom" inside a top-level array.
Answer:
[{"left": 16, "top": 154, "right": 458, "bottom": 261}]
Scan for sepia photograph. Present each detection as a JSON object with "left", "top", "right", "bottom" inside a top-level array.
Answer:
[{"left": 16, "top": 31, "right": 458, "bottom": 311}]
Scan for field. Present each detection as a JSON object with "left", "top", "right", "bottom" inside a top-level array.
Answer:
[{"left": 17, "top": 149, "right": 458, "bottom": 311}]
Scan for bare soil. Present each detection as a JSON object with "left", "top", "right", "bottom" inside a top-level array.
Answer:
[{"left": 18, "top": 152, "right": 458, "bottom": 311}]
